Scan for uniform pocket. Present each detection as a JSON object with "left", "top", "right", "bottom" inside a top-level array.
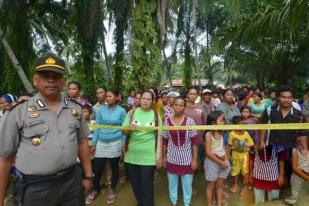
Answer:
[
  {"left": 23, "top": 124, "right": 49, "bottom": 138},
  {"left": 22, "top": 123, "right": 49, "bottom": 149}
]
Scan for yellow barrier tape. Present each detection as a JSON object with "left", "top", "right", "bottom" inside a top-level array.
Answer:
[{"left": 89, "top": 123, "right": 309, "bottom": 131}]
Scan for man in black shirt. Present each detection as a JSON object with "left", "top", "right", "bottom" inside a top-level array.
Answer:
[{"left": 259, "top": 86, "right": 308, "bottom": 156}]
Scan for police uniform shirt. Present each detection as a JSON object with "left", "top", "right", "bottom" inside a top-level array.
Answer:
[{"left": 0, "top": 94, "right": 90, "bottom": 175}]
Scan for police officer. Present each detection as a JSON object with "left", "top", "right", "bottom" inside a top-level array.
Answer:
[{"left": 0, "top": 56, "right": 93, "bottom": 206}]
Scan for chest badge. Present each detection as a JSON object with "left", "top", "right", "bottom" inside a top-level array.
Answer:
[
  {"left": 29, "top": 111, "right": 40, "bottom": 118},
  {"left": 32, "top": 137, "right": 41, "bottom": 146},
  {"left": 27, "top": 105, "right": 37, "bottom": 112},
  {"left": 71, "top": 107, "right": 81, "bottom": 119}
]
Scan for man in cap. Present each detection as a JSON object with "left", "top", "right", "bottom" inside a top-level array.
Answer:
[
  {"left": 0, "top": 56, "right": 93, "bottom": 206},
  {"left": 199, "top": 89, "right": 215, "bottom": 122}
]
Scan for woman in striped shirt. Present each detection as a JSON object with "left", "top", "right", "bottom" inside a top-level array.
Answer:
[{"left": 162, "top": 97, "right": 199, "bottom": 206}]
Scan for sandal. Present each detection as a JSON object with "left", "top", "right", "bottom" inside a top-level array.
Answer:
[
  {"left": 106, "top": 192, "right": 116, "bottom": 205},
  {"left": 230, "top": 185, "right": 238, "bottom": 193},
  {"left": 85, "top": 192, "right": 98, "bottom": 205}
]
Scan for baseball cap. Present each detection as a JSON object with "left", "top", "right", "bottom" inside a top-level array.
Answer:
[{"left": 202, "top": 89, "right": 212, "bottom": 94}]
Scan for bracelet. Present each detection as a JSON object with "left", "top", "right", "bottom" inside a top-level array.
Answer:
[{"left": 83, "top": 173, "right": 95, "bottom": 180}]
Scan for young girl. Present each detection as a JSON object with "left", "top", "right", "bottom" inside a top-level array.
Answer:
[
  {"left": 81, "top": 104, "right": 96, "bottom": 145},
  {"left": 284, "top": 144, "right": 309, "bottom": 205},
  {"left": 249, "top": 145, "right": 285, "bottom": 204},
  {"left": 162, "top": 97, "right": 199, "bottom": 206},
  {"left": 240, "top": 106, "right": 259, "bottom": 144},
  {"left": 204, "top": 111, "right": 231, "bottom": 206}
]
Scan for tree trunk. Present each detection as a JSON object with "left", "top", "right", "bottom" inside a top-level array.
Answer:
[
  {"left": 0, "top": 27, "right": 35, "bottom": 94},
  {"left": 192, "top": 0, "right": 202, "bottom": 90},
  {"left": 114, "top": 17, "right": 125, "bottom": 89},
  {"left": 83, "top": 52, "right": 95, "bottom": 94},
  {"left": 184, "top": 38, "right": 192, "bottom": 89},
  {"left": 101, "top": 31, "right": 112, "bottom": 82}
]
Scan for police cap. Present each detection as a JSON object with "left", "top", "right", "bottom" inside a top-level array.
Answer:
[{"left": 35, "top": 56, "right": 66, "bottom": 74}]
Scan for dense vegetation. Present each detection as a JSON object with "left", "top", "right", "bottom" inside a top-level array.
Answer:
[{"left": 1, "top": 0, "right": 309, "bottom": 97}]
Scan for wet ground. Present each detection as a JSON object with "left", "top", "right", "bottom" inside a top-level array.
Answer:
[
  {"left": 4, "top": 169, "right": 309, "bottom": 206},
  {"left": 91, "top": 170, "right": 309, "bottom": 206}
]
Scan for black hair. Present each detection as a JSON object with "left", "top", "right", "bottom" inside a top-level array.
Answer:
[
  {"left": 68, "top": 81, "right": 81, "bottom": 91},
  {"left": 223, "top": 88, "right": 234, "bottom": 96},
  {"left": 106, "top": 88, "right": 120, "bottom": 96},
  {"left": 160, "top": 92, "right": 168, "bottom": 97},
  {"left": 231, "top": 115, "right": 243, "bottom": 124},
  {"left": 207, "top": 111, "right": 224, "bottom": 125},
  {"left": 240, "top": 106, "right": 251, "bottom": 113},
  {"left": 148, "top": 87, "right": 159, "bottom": 102},
  {"left": 173, "top": 96, "right": 186, "bottom": 107},
  {"left": 241, "top": 86, "right": 249, "bottom": 90},
  {"left": 253, "top": 92, "right": 263, "bottom": 99},
  {"left": 81, "top": 104, "right": 93, "bottom": 114},
  {"left": 276, "top": 85, "right": 294, "bottom": 98},
  {"left": 81, "top": 94, "right": 92, "bottom": 102},
  {"left": 142, "top": 90, "right": 155, "bottom": 102},
  {"left": 134, "top": 92, "right": 142, "bottom": 98},
  {"left": 237, "top": 91, "right": 247, "bottom": 101},
  {"left": 187, "top": 86, "right": 199, "bottom": 95},
  {"left": 95, "top": 86, "right": 106, "bottom": 92}
]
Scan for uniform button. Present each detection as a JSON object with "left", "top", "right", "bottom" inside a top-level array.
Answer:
[
  {"left": 61, "top": 146, "right": 65, "bottom": 149},
  {"left": 59, "top": 130, "right": 62, "bottom": 133}
]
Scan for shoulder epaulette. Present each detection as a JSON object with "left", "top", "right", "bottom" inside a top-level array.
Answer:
[
  {"left": 68, "top": 98, "right": 83, "bottom": 108},
  {"left": 6, "top": 99, "right": 27, "bottom": 111}
]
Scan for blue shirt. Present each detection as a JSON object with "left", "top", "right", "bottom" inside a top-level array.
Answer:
[{"left": 93, "top": 105, "right": 127, "bottom": 144}]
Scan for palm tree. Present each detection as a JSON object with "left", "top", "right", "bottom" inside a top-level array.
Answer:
[{"left": 75, "top": 0, "right": 104, "bottom": 94}]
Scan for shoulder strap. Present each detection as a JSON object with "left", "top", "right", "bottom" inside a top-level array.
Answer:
[
  {"left": 129, "top": 108, "right": 136, "bottom": 124},
  {"left": 69, "top": 98, "right": 83, "bottom": 108},
  {"left": 267, "top": 106, "right": 272, "bottom": 123},
  {"left": 6, "top": 99, "right": 27, "bottom": 111}
]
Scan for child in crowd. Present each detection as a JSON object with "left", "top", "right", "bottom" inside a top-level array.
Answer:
[
  {"left": 162, "top": 97, "right": 199, "bottom": 206},
  {"left": 249, "top": 145, "right": 285, "bottom": 204},
  {"left": 204, "top": 111, "right": 231, "bottom": 206},
  {"left": 240, "top": 106, "right": 259, "bottom": 144},
  {"left": 228, "top": 116, "right": 254, "bottom": 194},
  {"left": 163, "top": 91, "right": 179, "bottom": 120},
  {"left": 284, "top": 143, "right": 309, "bottom": 205},
  {"left": 81, "top": 104, "right": 96, "bottom": 145},
  {"left": 127, "top": 90, "right": 135, "bottom": 108}
]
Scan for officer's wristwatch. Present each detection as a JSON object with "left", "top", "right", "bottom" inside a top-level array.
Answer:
[{"left": 83, "top": 173, "right": 95, "bottom": 180}]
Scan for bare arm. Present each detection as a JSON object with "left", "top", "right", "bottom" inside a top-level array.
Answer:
[
  {"left": 163, "top": 144, "right": 167, "bottom": 168},
  {"left": 278, "top": 160, "right": 285, "bottom": 186},
  {"left": 0, "top": 157, "right": 12, "bottom": 206},
  {"left": 191, "top": 144, "right": 198, "bottom": 171},
  {"left": 299, "top": 136, "right": 308, "bottom": 153},
  {"left": 259, "top": 129, "right": 266, "bottom": 149},
  {"left": 78, "top": 139, "right": 92, "bottom": 177}
]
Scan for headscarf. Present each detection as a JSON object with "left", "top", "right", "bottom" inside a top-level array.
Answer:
[{"left": 0, "top": 93, "right": 18, "bottom": 103}]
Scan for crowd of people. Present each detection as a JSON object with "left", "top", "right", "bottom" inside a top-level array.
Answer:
[{"left": 1, "top": 81, "right": 309, "bottom": 206}]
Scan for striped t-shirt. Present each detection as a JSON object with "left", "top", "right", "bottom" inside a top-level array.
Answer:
[{"left": 162, "top": 115, "right": 199, "bottom": 175}]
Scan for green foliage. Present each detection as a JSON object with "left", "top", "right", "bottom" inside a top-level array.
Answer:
[
  {"left": 129, "top": 0, "right": 160, "bottom": 91},
  {"left": 1, "top": 0, "right": 309, "bottom": 96}
]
